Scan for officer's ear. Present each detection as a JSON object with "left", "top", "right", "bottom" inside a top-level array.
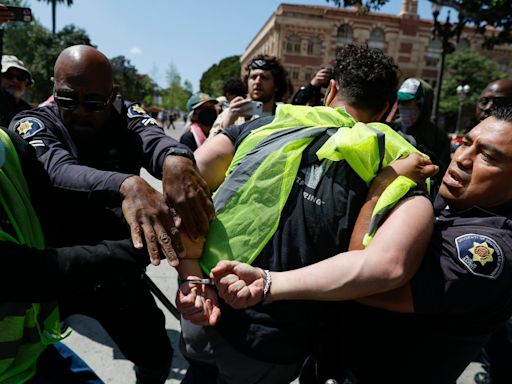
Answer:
[{"left": 324, "top": 79, "right": 338, "bottom": 107}]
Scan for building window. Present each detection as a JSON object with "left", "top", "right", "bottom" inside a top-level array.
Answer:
[
  {"left": 289, "top": 68, "right": 299, "bottom": 80},
  {"left": 368, "top": 27, "right": 385, "bottom": 50},
  {"left": 286, "top": 35, "right": 301, "bottom": 53},
  {"left": 457, "top": 38, "right": 470, "bottom": 51},
  {"left": 307, "top": 36, "right": 322, "bottom": 56},
  {"left": 336, "top": 24, "right": 353, "bottom": 47},
  {"left": 499, "top": 58, "right": 510, "bottom": 72},
  {"left": 304, "top": 71, "right": 312, "bottom": 82},
  {"left": 425, "top": 38, "right": 442, "bottom": 67}
]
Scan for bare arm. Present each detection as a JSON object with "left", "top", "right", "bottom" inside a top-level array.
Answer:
[
  {"left": 194, "top": 133, "right": 235, "bottom": 191},
  {"left": 212, "top": 196, "right": 433, "bottom": 309}
]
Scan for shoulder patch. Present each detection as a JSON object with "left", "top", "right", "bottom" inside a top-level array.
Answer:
[
  {"left": 127, "top": 104, "right": 150, "bottom": 119},
  {"left": 456, "top": 233, "right": 504, "bottom": 279},
  {"left": 15, "top": 117, "right": 45, "bottom": 139}
]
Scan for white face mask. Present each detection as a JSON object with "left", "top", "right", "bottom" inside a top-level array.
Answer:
[
  {"left": 398, "top": 103, "right": 421, "bottom": 130},
  {"left": 0, "top": 139, "right": 5, "bottom": 168}
]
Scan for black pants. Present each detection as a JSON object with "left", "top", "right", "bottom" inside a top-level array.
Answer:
[{"left": 59, "top": 273, "right": 172, "bottom": 384}]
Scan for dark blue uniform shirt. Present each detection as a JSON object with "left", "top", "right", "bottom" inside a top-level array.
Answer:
[{"left": 8, "top": 98, "right": 190, "bottom": 207}]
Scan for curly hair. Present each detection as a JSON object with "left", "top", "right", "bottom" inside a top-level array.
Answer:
[
  {"left": 223, "top": 77, "right": 247, "bottom": 99},
  {"left": 243, "top": 54, "right": 290, "bottom": 102},
  {"left": 333, "top": 44, "right": 400, "bottom": 115}
]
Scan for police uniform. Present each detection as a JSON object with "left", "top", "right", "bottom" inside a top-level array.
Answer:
[
  {"left": 0, "top": 88, "right": 31, "bottom": 128},
  {"left": 328, "top": 196, "right": 512, "bottom": 384},
  {"left": 8, "top": 99, "right": 191, "bottom": 383},
  {"left": 181, "top": 116, "right": 369, "bottom": 383}
]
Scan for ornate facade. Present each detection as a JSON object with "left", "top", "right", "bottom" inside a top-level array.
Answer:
[{"left": 241, "top": 1, "right": 512, "bottom": 93}]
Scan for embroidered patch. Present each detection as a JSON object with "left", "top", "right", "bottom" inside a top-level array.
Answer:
[
  {"left": 127, "top": 104, "right": 150, "bottom": 119},
  {"left": 15, "top": 117, "right": 45, "bottom": 139},
  {"left": 456, "top": 233, "right": 504, "bottom": 279}
]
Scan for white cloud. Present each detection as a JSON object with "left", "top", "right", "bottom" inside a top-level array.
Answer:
[{"left": 130, "top": 47, "right": 143, "bottom": 55}]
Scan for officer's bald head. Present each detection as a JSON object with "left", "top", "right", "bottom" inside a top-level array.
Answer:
[
  {"left": 53, "top": 45, "right": 116, "bottom": 140},
  {"left": 54, "top": 45, "right": 113, "bottom": 86}
]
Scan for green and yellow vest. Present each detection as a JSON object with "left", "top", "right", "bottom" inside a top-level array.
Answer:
[
  {"left": 0, "top": 129, "right": 63, "bottom": 384},
  {"left": 200, "top": 105, "right": 425, "bottom": 274}
]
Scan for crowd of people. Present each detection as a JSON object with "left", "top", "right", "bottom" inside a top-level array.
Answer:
[{"left": 2, "top": 4, "right": 512, "bottom": 384}]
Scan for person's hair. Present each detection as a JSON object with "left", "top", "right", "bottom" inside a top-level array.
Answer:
[
  {"left": 243, "top": 54, "right": 290, "bottom": 102},
  {"left": 492, "top": 106, "right": 512, "bottom": 123},
  {"left": 223, "top": 77, "right": 247, "bottom": 98},
  {"left": 333, "top": 44, "right": 399, "bottom": 115}
]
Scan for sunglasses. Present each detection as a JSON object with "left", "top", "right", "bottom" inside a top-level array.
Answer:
[
  {"left": 53, "top": 89, "right": 114, "bottom": 112},
  {"left": 2, "top": 72, "right": 29, "bottom": 82},
  {"left": 478, "top": 97, "right": 512, "bottom": 108}
]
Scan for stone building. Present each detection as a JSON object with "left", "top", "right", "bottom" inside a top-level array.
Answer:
[{"left": 241, "top": 1, "right": 512, "bottom": 93}]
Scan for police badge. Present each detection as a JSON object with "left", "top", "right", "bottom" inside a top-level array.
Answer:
[{"left": 456, "top": 233, "right": 504, "bottom": 279}]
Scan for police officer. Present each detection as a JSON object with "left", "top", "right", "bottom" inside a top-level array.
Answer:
[{"left": 9, "top": 45, "right": 214, "bottom": 384}]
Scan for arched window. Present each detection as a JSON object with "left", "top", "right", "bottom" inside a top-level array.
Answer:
[
  {"left": 286, "top": 35, "right": 301, "bottom": 53},
  {"left": 457, "top": 38, "right": 470, "bottom": 51},
  {"left": 336, "top": 24, "right": 353, "bottom": 47},
  {"left": 368, "top": 27, "right": 385, "bottom": 50},
  {"left": 307, "top": 36, "right": 322, "bottom": 55}
]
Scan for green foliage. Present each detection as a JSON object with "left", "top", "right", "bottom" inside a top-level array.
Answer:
[
  {"left": 161, "top": 63, "right": 192, "bottom": 111},
  {"left": 3, "top": 18, "right": 92, "bottom": 102},
  {"left": 199, "top": 55, "right": 241, "bottom": 96},
  {"left": 439, "top": 49, "right": 508, "bottom": 114},
  {"left": 110, "top": 55, "right": 158, "bottom": 104},
  {"left": 325, "top": 0, "right": 512, "bottom": 47}
]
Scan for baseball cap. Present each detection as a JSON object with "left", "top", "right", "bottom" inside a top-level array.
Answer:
[
  {"left": 397, "top": 78, "right": 422, "bottom": 102},
  {"left": 1, "top": 55, "right": 34, "bottom": 85},
  {"left": 186, "top": 92, "right": 217, "bottom": 112}
]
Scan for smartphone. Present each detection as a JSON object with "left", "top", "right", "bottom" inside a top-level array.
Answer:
[
  {"left": 6, "top": 6, "right": 32, "bottom": 22},
  {"left": 241, "top": 101, "right": 263, "bottom": 117}
]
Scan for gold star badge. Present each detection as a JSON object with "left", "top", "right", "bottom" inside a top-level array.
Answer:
[
  {"left": 132, "top": 105, "right": 146, "bottom": 114},
  {"left": 17, "top": 121, "right": 33, "bottom": 135},
  {"left": 470, "top": 241, "right": 494, "bottom": 266}
]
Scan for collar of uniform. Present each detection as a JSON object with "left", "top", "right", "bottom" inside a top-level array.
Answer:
[{"left": 434, "top": 195, "right": 512, "bottom": 220}]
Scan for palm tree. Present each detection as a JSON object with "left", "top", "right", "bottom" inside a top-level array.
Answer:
[{"left": 36, "top": 0, "right": 74, "bottom": 35}]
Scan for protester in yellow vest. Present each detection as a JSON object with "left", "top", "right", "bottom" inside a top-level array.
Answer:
[{"left": 175, "top": 44, "right": 436, "bottom": 384}]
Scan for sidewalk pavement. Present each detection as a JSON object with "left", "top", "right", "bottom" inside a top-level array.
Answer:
[{"left": 61, "top": 119, "right": 483, "bottom": 384}]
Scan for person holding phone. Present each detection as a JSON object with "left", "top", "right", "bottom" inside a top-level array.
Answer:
[{"left": 209, "top": 54, "right": 291, "bottom": 138}]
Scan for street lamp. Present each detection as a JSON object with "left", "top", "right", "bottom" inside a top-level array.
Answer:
[
  {"left": 456, "top": 84, "right": 470, "bottom": 133},
  {"left": 430, "top": 2, "right": 461, "bottom": 125}
]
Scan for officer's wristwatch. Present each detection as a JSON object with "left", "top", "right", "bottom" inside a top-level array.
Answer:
[{"left": 165, "top": 147, "right": 196, "bottom": 164}]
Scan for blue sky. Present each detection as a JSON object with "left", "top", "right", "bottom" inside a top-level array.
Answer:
[{"left": 25, "top": 0, "right": 437, "bottom": 92}]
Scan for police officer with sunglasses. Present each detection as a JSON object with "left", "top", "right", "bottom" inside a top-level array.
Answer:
[
  {"left": 0, "top": 55, "right": 33, "bottom": 127},
  {"left": 8, "top": 45, "right": 215, "bottom": 384}
]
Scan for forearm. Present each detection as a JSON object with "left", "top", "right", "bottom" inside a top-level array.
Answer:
[
  {"left": 0, "top": 239, "right": 145, "bottom": 302},
  {"left": 269, "top": 196, "right": 433, "bottom": 302},
  {"left": 176, "top": 259, "right": 205, "bottom": 280}
]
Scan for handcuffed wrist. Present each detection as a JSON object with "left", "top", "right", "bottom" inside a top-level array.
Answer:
[{"left": 262, "top": 269, "right": 272, "bottom": 300}]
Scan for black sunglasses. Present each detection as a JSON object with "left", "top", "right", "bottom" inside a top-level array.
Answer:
[
  {"left": 53, "top": 89, "right": 114, "bottom": 112},
  {"left": 2, "top": 72, "right": 29, "bottom": 82},
  {"left": 478, "top": 96, "right": 512, "bottom": 108}
]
